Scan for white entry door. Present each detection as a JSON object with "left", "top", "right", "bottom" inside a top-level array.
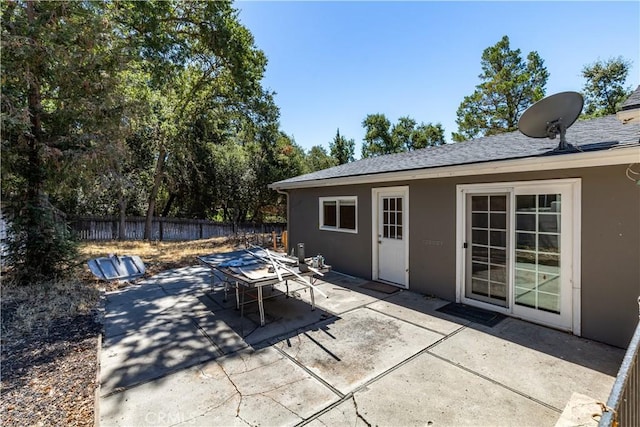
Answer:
[{"left": 373, "top": 187, "right": 409, "bottom": 288}]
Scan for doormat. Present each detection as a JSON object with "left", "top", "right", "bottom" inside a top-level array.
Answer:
[
  {"left": 436, "top": 303, "right": 506, "bottom": 327},
  {"left": 359, "top": 281, "right": 400, "bottom": 294}
]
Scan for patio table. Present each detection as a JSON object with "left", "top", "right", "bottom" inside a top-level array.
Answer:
[{"left": 197, "top": 248, "right": 330, "bottom": 326}]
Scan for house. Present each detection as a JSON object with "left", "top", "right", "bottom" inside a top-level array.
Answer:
[
  {"left": 269, "top": 89, "right": 640, "bottom": 349},
  {"left": 618, "top": 84, "right": 640, "bottom": 124}
]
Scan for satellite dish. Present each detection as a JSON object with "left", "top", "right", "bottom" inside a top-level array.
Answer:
[{"left": 518, "top": 91, "right": 584, "bottom": 152}]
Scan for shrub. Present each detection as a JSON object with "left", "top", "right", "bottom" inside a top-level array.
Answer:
[{"left": 5, "top": 196, "right": 78, "bottom": 285}]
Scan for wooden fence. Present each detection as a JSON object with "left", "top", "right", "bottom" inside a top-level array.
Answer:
[{"left": 70, "top": 216, "right": 286, "bottom": 241}]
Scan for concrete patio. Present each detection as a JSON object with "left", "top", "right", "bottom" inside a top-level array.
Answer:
[{"left": 98, "top": 263, "right": 623, "bottom": 426}]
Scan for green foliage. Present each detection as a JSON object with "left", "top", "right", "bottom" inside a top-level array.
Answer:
[
  {"left": 1, "top": 0, "right": 122, "bottom": 282},
  {"left": 248, "top": 132, "right": 306, "bottom": 222},
  {"left": 362, "top": 114, "right": 396, "bottom": 157},
  {"left": 391, "top": 117, "right": 416, "bottom": 151},
  {"left": 306, "top": 145, "right": 338, "bottom": 172},
  {"left": 581, "top": 57, "right": 632, "bottom": 117},
  {"left": 1, "top": 0, "right": 302, "bottom": 279},
  {"left": 108, "top": 1, "right": 273, "bottom": 237},
  {"left": 452, "top": 35, "right": 549, "bottom": 142},
  {"left": 329, "top": 129, "right": 355, "bottom": 165},
  {"left": 210, "top": 141, "right": 255, "bottom": 223},
  {"left": 5, "top": 196, "right": 78, "bottom": 285},
  {"left": 362, "top": 114, "right": 445, "bottom": 158},
  {"left": 411, "top": 123, "right": 446, "bottom": 150}
]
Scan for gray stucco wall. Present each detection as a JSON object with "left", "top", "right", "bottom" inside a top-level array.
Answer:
[
  {"left": 580, "top": 166, "right": 640, "bottom": 348},
  {"left": 286, "top": 164, "right": 640, "bottom": 348},
  {"left": 288, "top": 185, "right": 373, "bottom": 280}
]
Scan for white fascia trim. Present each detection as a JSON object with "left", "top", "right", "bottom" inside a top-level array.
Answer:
[{"left": 270, "top": 146, "right": 640, "bottom": 190}]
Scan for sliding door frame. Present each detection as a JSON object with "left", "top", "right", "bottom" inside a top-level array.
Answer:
[{"left": 455, "top": 178, "right": 581, "bottom": 335}]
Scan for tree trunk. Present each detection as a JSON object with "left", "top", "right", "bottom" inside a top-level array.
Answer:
[
  {"left": 238, "top": 208, "right": 247, "bottom": 224},
  {"left": 26, "top": 3, "right": 44, "bottom": 200},
  {"left": 161, "top": 193, "right": 176, "bottom": 217},
  {"left": 17, "top": 1, "right": 54, "bottom": 281},
  {"left": 118, "top": 196, "right": 127, "bottom": 240},
  {"left": 144, "top": 145, "right": 166, "bottom": 240},
  {"left": 252, "top": 207, "right": 263, "bottom": 224}
]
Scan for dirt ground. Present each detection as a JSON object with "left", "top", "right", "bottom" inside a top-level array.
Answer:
[{"left": 0, "top": 236, "right": 244, "bottom": 426}]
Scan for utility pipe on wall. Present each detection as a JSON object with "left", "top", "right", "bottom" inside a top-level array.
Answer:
[{"left": 275, "top": 188, "right": 289, "bottom": 253}]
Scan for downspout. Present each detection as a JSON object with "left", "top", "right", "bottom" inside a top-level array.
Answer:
[{"left": 275, "top": 188, "right": 290, "bottom": 253}]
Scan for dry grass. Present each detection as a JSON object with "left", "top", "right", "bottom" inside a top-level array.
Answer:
[
  {"left": 77, "top": 234, "right": 283, "bottom": 282},
  {"left": 78, "top": 236, "right": 238, "bottom": 279},
  {"left": 1, "top": 273, "right": 101, "bottom": 427},
  {"left": 2, "top": 235, "right": 256, "bottom": 337},
  {"left": 1, "top": 276, "right": 101, "bottom": 339}
]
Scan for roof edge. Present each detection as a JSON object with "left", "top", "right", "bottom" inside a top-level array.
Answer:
[{"left": 269, "top": 145, "right": 640, "bottom": 190}]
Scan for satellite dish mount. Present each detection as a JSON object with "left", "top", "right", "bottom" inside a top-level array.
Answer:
[
  {"left": 518, "top": 92, "right": 584, "bottom": 153},
  {"left": 545, "top": 118, "right": 571, "bottom": 150}
]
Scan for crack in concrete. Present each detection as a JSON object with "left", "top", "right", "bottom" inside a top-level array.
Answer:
[
  {"left": 100, "top": 353, "right": 221, "bottom": 399},
  {"left": 233, "top": 354, "right": 284, "bottom": 376},
  {"left": 236, "top": 413, "right": 254, "bottom": 426},
  {"left": 257, "top": 392, "right": 303, "bottom": 421},
  {"left": 352, "top": 395, "right": 372, "bottom": 427},
  {"left": 246, "top": 376, "right": 309, "bottom": 396},
  {"left": 169, "top": 392, "right": 238, "bottom": 427},
  {"left": 217, "top": 361, "right": 245, "bottom": 419},
  {"left": 214, "top": 359, "right": 310, "bottom": 426}
]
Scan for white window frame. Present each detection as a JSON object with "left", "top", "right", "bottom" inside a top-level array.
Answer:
[{"left": 319, "top": 196, "right": 358, "bottom": 233}]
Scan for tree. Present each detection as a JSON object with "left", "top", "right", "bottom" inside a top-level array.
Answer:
[
  {"left": 306, "top": 145, "right": 337, "bottom": 172},
  {"left": 111, "top": 1, "right": 269, "bottom": 239},
  {"left": 362, "top": 114, "right": 445, "bottom": 157},
  {"left": 1, "top": 0, "right": 124, "bottom": 282},
  {"left": 1, "top": 0, "right": 310, "bottom": 267},
  {"left": 581, "top": 57, "right": 632, "bottom": 117},
  {"left": 329, "top": 129, "right": 355, "bottom": 165},
  {"left": 452, "top": 35, "right": 549, "bottom": 142},
  {"left": 409, "top": 123, "right": 446, "bottom": 150},
  {"left": 250, "top": 131, "right": 306, "bottom": 221},
  {"left": 391, "top": 117, "right": 417, "bottom": 151},
  {"left": 47, "top": 67, "right": 158, "bottom": 235},
  {"left": 210, "top": 141, "right": 255, "bottom": 223},
  {"left": 361, "top": 114, "right": 396, "bottom": 157}
]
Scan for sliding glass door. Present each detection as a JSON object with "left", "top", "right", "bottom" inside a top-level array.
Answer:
[
  {"left": 511, "top": 185, "right": 573, "bottom": 328},
  {"left": 466, "top": 194, "right": 508, "bottom": 307},
  {"left": 461, "top": 181, "right": 577, "bottom": 331}
]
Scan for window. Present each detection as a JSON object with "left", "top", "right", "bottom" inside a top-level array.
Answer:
[{"left": 319, "top": 196, "right": 357, "bottom": 233}]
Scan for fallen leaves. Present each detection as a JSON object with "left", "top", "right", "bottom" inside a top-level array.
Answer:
[{"left": 1, "top": 315, "right": 100, "bottom": 427}]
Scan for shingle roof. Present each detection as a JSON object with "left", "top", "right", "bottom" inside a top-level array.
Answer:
[
  {"left": 620, "top": 86, "right": 640, "bottom": 111},
  {"left": 272, "top": 115, "right": 639, "bottom": 187}
]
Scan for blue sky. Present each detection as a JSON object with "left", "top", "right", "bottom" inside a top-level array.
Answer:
[{"left": 236, "top": 1, "right": 640, "bottom": 158}]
